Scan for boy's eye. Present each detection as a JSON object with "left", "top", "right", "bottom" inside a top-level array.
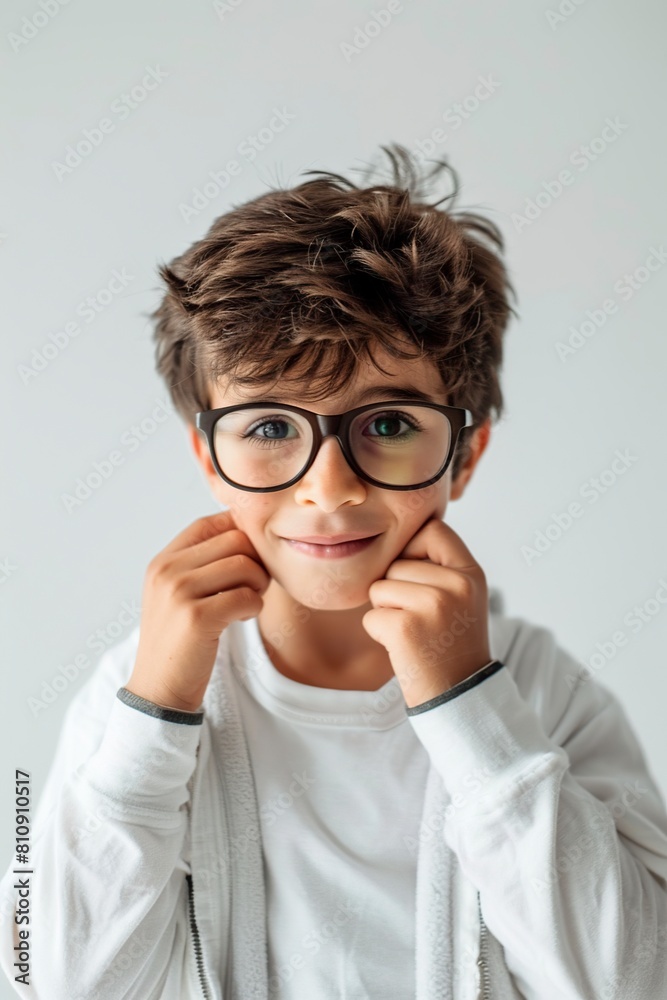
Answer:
[
  {"left": 243, "top": 416, "right": 299, "bottom": 441},
  {"left": 363, "top": 411, "right": 422, "bottom": 439}
]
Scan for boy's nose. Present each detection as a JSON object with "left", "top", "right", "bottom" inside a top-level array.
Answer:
[{"left": 294, "top": 435, "right": 366, "bottom": 505}]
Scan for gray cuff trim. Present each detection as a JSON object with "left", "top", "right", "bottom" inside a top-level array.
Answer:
[
  {"left": 116, "top": 687, "right": 204, "bottom": 725},
  {"left": 405, "top": 660, "right": 506, "bottom": 716}
]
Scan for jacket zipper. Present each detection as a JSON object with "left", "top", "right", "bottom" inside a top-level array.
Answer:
[
  {"left": 187, "top": 882, "right": 491, "bottom": 1000},
  {"left": 477, "top": 890, "right": 491, "bottom": 999},
  {"left": 186, "top": 872, "right": 212, "bottom": 999}
]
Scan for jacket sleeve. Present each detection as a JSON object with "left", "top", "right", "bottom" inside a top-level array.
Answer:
[
  {"left": 407, "top": 618, "right": 667, "bottom": 1000},
  {"left": 0, "top": 631, "right": 204, "bottom": 1000}
]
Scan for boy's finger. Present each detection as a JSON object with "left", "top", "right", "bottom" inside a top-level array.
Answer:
[{"left": 160, "top": 509, "right": 238, "bottom": 556}]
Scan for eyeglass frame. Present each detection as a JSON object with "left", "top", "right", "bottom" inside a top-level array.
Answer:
[{"left": 195, "top": 399, "right": 474, "bottom": 493}]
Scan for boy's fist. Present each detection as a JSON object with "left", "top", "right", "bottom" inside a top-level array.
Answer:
[
  {"left": 361, "top": 516, "right": 491, "bottom": 707},
  {"left": 125, "top": 510, "right": 271, "bottom": 712}
]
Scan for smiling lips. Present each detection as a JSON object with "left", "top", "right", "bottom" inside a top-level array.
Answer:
[
  {"left": 285, "top": 533, "right": 380, "bottom": 544},
  {"left": 283, "top": 534, "right": 382, "bottom": 558}
]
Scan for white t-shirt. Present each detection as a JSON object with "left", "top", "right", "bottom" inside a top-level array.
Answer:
[{"left": 229, "top": 615, "right": 433, "bottom": 999}]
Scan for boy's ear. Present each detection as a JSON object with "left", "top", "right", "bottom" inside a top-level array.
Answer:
[
  {"left": 187, "top": 424, "right": 219, "bottom": 488},
  {"left": 450, "top": 418, "right": 491, "bottom": 501}
]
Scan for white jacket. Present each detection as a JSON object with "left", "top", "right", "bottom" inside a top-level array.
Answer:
[{"left": 2, "top": 599, "right": 667, "bottom": 999}]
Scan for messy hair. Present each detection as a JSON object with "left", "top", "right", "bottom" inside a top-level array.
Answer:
[{"left": 150, "top": 143, "right": 518, "bottom": 482}]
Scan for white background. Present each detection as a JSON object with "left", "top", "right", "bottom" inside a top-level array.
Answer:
[{"left": 2, "top": 0, "right": 667, "bottom": 995}]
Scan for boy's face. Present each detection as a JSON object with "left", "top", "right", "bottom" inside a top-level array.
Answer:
[{"left": 188, "top": 340, "right": 489, "bottom": 612}]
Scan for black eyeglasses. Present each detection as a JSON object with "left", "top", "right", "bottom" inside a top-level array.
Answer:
[{"left": 195, "top": 399, "right": 473, "bottom": 493}]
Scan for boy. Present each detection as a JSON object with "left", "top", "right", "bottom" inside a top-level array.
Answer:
[{"left": 2, "top": 144, "right": 667, "bottom": 1000}]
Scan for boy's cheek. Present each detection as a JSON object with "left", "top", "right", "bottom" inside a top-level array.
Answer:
[
  {"left": 395, "top": 509, "right": 442, "bottom": 553},
  {"left": 391, "top": 483, "right": 449, "bottom": 523}
]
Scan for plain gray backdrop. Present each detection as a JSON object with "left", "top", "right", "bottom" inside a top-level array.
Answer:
[{"left": 2, "top": 1, "right": 667, "bottom": 995}]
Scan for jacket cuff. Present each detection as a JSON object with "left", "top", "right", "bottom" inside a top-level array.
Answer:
[
  {"left": 117, "top": 686, "right": 204, "bottom": 724},
  {"left": 404, "top": 660, "right": 504, "bottom": 715},
  {"left": 407, "top": 663, "right": 568, "bottom": 812}
]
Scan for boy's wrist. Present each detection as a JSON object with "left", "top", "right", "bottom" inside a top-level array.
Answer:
[{"left": 123, "top": 677, "right": 203, "bottom": 714}]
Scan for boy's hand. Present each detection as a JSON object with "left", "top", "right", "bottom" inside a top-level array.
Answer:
[
  {"left": 125, "top": 510, "right": 272, "bottom": 713},
  {"left": 361, "top": 516, "right": 491, "bottom": 708}
]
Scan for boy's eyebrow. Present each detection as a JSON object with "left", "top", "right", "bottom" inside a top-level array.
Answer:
[
  {"left": 355, "top": 385, "right": 440, "bottom": 404},
  {"left": 235, "top": 384, "right": 441, "bottom": 406}
]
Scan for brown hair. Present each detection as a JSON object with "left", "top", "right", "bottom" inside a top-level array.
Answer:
[{"left": 150, "top": 143, "right": 518, "bottom": 481}]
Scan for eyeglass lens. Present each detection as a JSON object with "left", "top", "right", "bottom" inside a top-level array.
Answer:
[{"left": 211, "top": 405, "right": 452, "bottom": 488}]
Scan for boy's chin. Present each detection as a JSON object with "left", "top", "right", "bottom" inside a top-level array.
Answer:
[
  {"left": 295, "top": 592, "right": 372, "bottom": 613},
  {"left": 270, "top": 572, "right": 372, "bottom": 612}
]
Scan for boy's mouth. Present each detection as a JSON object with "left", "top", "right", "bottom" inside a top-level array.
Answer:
[
  {"left": 284, "top": 532, "right": 380, "bottom": 544},
  {"left": 282, "top": 534, "right": 382, "bottom": 558}
]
